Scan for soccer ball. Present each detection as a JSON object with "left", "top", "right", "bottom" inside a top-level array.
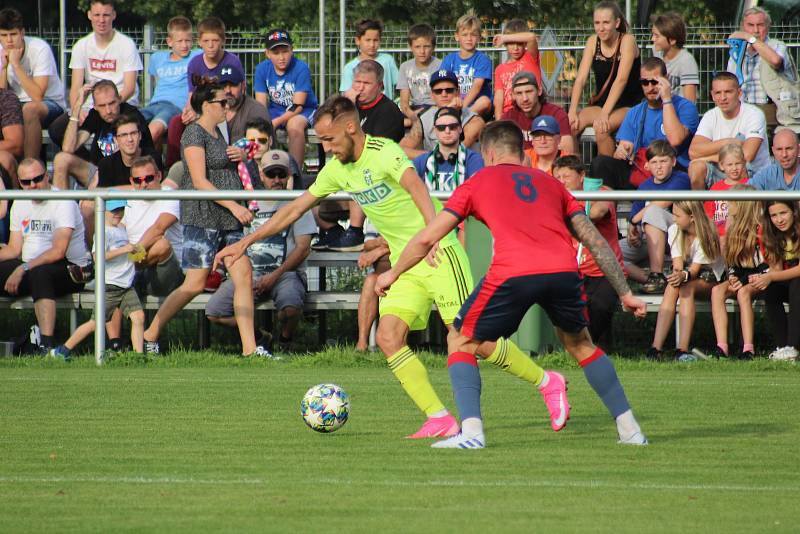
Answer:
[{"left": 300, "top": 383, "right": 350, "bottom": 433}]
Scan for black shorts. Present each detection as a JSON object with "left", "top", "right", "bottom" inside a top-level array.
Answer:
[{"left": 454, "top": 272, "right": 588, "bottom": 341}]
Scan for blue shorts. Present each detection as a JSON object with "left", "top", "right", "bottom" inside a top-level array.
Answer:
[
  {"left": 273, "top": 108, "right": 315, "bottom": 127},
  {"left": 455, "top": 272, "right": 588, "bottom": 341},
  {"left": 141, "top": 101, "right": 181, "bottom": 127},
  {"left": 181, "top": 225, "right": 244, "bottom": 270},
  {"left": 41, "top": 99, "right": 65, "bottom": 127}
]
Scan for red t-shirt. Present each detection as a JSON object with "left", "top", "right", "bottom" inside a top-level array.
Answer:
[
  {"left": 445, "top": 164, "right": 583, "bottom": 281},
  {"left": 502, "top": 102, "right": 571, "bottom": 150},
  {"left": 572, "top": 190, "right": 625, "bottom": 278},
  {"left": 703, "top": 179, "right": 749, "bottom": 237},
  {"left": 495, "top": 53, "right": 543, "bottom": 115}
]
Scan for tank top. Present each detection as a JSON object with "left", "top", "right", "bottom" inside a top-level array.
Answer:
[{"left": 591, "top": 34, "right": 643, "bottom": 109}]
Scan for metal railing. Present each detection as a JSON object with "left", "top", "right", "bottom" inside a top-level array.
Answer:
[{"left": 2, "top": 188, "right": 798, "bottom": 365}]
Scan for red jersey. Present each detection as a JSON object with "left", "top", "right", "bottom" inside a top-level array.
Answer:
[
  {"left": 445, "top": 164, "right": 583, "bottom": 280},
  {"left": 703, "top": 179, "right": 748, "bottom": 237},
  {"left": 495, "top": 53, "right": 543, "bottom": 115},
  {"left": 502, "top": 102, "right": 571, "bottom": 150},
  {"left": 572, "top": 192, "right": 625, "bottom": 278}
]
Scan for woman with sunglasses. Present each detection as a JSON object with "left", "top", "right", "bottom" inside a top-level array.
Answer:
[{"left": 142, "top": 81, "right": 268, "bottom": 357}]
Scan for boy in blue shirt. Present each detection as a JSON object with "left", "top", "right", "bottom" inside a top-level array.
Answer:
[
  {"left": 440, "top": 13, "right": 493, "bottom": 116},
  {"left": 254, "top": 29, "right": 318, "bottom": 169},
  {"left": 141, "top": 16, "right": 201, "bottom": 146},
  {"left": 339, "top": 19, "right": 399, "bottom": 100}
]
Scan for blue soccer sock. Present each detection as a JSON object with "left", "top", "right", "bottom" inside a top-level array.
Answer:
[
  {"left": 580, "top": 348, "right": 631, "bottom": 419},
  {"left": 447, "top": 352, "right": 482, "bottom": 423}
]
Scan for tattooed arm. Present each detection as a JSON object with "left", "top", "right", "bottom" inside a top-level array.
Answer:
[{"left": 568, "top": 212, "right": 647, "bottom": 317}]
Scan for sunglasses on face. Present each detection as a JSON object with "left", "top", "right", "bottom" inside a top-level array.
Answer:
[
  {"left": 209, "top": 98, "right": 230, "bottom": 108},
  {"left": 19, "top": 173, "right": 46, "bottom": 186},
  {"left": 263, "top": 169, "right": 289, "bottom": 179},
  {"left": 639, "top": 78, "right": 659, "bottom": 86},
  {"left": 131, "top": 174, "right": 157, "bottom": 184},
  {"left": 434, "top": 122, "right": 461, "bottom": 132},
  {"left": 432, "top": 87, "right": 457, "bottom": 95},
  {"left": 247, "top": 137, "right": 270, "bottom": 145}
]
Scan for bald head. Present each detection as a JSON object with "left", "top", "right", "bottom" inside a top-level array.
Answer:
[{"left": 773, "top": 129, "right": 799, "bottom": 172}]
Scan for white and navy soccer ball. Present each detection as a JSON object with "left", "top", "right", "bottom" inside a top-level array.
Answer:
[{"left": 300, "top": 383, "right": 350, "bottom": 433}]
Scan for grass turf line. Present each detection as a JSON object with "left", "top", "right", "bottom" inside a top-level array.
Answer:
[{"left": 1, "top": 357, "right": 799, "bottom": 532}]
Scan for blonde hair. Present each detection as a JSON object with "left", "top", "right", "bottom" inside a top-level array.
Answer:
[
  {"left": 673, "top": 200, "right": 721, "bottom": 262},
  {"left": 718, "top": 142, "right": 745, "bottom": 165},
  {"left": 456, "top": 11, "right": 481, "bottom": 33},
  {"left": 724, "top": 185, "right": 761, "bottom": 267}
]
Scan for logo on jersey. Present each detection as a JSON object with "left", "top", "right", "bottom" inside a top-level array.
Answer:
[
  {"left": 22, "top": 218, "right": 53, "bottom": 234},
  {"left": 511, "top": 172, "right": 538, "bottom": 202},
  {"left": 221, "top": 68, "right": 232, "bottom": 75},
  {"left": 89, "top": 58, "right": 117, "bottom": 72},
  {"left": 363, "top": 169, "right": 373, "bottom": 185},
  {"left": 352, "top": 182, "right": 392, "bottom": 206}
]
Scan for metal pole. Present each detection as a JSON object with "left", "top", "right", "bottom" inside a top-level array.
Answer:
[
  {"left": 339, "top": 0, "right": 346, "bottom": 89},
  {"left": 625, "top": 0, "right": 631, "bottom": 26},
  {"left": 94, "top": 197, "right": 106, "bottom": 365},
  {"left": 143, "top": 24, "right": 153, "bottom": 104},
  {"left": 59, "top": 0, "right": 66, "bottom": 91},
  {"left": 37, "top": 0, "right": 43, "bottom": 37},
  {"left": 319, "top": 0, "right": 326, "bottom": 100}
]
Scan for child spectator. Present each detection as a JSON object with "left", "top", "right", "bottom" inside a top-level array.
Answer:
[
  {"left": 141, "top": 16, "right": 200, "bottom": 147},
  {"left": 339, "top": 19, "right": 399, "bottom": 101},
  {"left": 254, "top": 29, "right": 318, "bottom": 171},
  {"left": 397, "top": 24, "right": 441, "bottom": 123},
  {"left": 620, "top": 140, "right": 691, "bottom": 292},
  {"left": 651, "top": 12, "right": 699, "bottom": 102},
  {"left": 441, "top": 12, "right": 493, "bottom": 116},
  {"left": 49, "top": 199, "right": 145, "bottom": 359},
  {"left": 703, "top": 143, "right": 748, "bottom": 239},
  {"left": 710, "top": 190, "right": 764, "bottom": 360},
  {"left": 647, "top": 200, "right": 724, "bottom": 361},
  {"left": 491, "top": 19, "right": 542, "bottom": 119},
  {"left": 755, "top": 200, "right": 800, "bottom": 361}
]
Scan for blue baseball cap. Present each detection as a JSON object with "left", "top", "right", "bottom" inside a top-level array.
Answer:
[
  {"left": 531, "top": 115, "right": 560, "bottom": 135},
  {"left": 106, "top": 199, "right": 127, "bottom": 212},
  {"left": 429, "top": 69, "right": 459, "bottom": 88}
]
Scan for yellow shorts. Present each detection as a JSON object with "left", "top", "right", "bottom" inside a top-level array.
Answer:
[{"left": 380, "top": 244, "right": 473, "bottom": 331}]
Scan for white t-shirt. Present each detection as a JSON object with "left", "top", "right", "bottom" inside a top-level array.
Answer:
[
  {"left": 9, "top": 192, "right": 90, "bottom": 266},
  {"left": 122, "top": 187, "right": 183, "bottom": 261},
  {"left": 668, "top": 224, "right": 725, "bottom": 280},
  {"left": 0, "top": 36, "right": 65, "bottom": 107},
  {"left": 69, "top": 30, "right": 142, "bottom": 109},
  {"left": 95, "top": 225, "right": 135, "bottom": 287},
  {"left": 695, "top": 103, "right": 770, "bottom": 169}
]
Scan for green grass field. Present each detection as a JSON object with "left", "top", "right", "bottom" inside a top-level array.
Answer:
[{"left": 1, "top": 350, "right": 799, "bottom": 532}]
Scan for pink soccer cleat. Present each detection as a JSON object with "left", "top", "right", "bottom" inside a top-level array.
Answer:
[
  {"left": 406, "top": 414, "right": 460, "bottom": 439},
  {"left": 539, "top": 371, "right": 570, "bottom": 432}
]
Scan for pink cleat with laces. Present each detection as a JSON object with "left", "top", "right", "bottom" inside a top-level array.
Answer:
[
  {"left": 539, "top": 371, "right": 570, "bottom": 432},
  {"left": 406, "top": 414, "right": 460, "bottom": 439}
]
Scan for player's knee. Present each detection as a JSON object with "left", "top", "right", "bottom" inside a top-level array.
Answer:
[{"left": 375, "top": 325, "right": 403, "bottom": 355}]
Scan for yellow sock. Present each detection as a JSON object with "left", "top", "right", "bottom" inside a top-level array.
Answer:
[
  {"left": 387, "top": 346, "right": 446, "bottom": 417},
  {"left": 484, "top": 337, "right": 545, "bottom": 386}
]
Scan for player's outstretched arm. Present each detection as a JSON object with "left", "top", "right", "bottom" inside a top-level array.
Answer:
[
  {"left": 375, "top": 211, "right": 460, "bottom": 296},
  {"left": 568, "top": 212, "right": 646, "bottom": 318},
  {"left": 213, "top": 191, "right": 320, "bottom": 270}
]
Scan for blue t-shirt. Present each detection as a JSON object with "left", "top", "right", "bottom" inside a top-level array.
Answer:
[
  {"left": 440, "top": 51, "right": 493, "bottom": 101},
  {"left": 616, "top": 95, "right": 699, "bottom": 170},
  {"left": 750, "top": 164, "right": 800, "bottom": 191},
  {"left": 149, "top": 49, "right": 202, "bottom": 109},
  {"left": 253, "top": 56, "right": 318, "bottom": 119},
  {"left": 412, "top": 148, "right": 484, "bottom": 192},
  {"left": 630, "top": 170, "right": 692, "bottom": 220},
  {"left": 187, "top": 51, "right": 244, "bottom": 91},
  {"left": 339, "top": 53, "right": 399, "bottom": 101}
]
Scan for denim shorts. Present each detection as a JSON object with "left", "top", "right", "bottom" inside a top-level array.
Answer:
[
  {"left": 42, "top": 99, "right": 65, "bottom": 127},
  {"left": 181, "top": 225, "right": 245, "bottom": 270},
  {"left": 141, "top": 101, "right": 181, "bottom": 127}
]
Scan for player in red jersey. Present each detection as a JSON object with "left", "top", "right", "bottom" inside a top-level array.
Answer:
[{"left": 376, "top": 120, "right": 649, "bottom": 449}]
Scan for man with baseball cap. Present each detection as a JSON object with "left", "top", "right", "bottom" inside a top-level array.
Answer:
[
  {"left": 502, "top": 71, "right": 573, "bottom": 153},
  {"left": 205, "top": 149, "right": 316, "bottom": 351},
  {"left": 525, "top": 114, "right": 571, "bottom": 175},
  {"left": 401, "top": 69, "right": 485, "bottom": 158},
  {"left": 218, "top": 63, "right": 271, "bottom": 144}
]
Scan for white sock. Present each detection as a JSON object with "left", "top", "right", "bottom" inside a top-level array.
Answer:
[
  {"left": 537, "top": 371, "right": 550, "bottom": 389},
  {"left": 615, "top": 409, "right": 641, "bottom": 439},
  {"left": 461, "top": 417, "right": 484, "bottom": 438},
  {"left": 430, "top": 409, "right": 448, "bottom": 419}
]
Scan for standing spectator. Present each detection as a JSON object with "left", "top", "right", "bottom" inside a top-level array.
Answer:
[
  {"left": 688, "top": 72, "right": 769, "bottom": 190},
  {"left": 727, "top": 7, "right": 798, "bottom": 130},
  {"left": 524, "top": 115, "right": 571, "bottom": 175},
  {"left": 569, "top": 1, "right": 642, "bottom": 156},
  {"left": 142, "top": 81, "right": 262, "bottom": 357},
  {"left": 0, "top": 87, "right": 22, "bottom": 189},
  {"left": 590, "top": 57, "right": 697, "bottom": 190},
  {"left": 0, "top": 7, "right": 66, "bottom": 158},
  {"left": 141, "top": 16, "right": 200, "bottom": 148},
  {"left": 397, "top": 24, "right": 441, "bottom": 124},
  {"left": 502, "top": 71, "right": 573, "bottom": 153},
  {"left": 749, "top": 129, "right": 800, "bottom": 190},
  {"left": 339, "top": 19, "right": 399, "bottom": 101},
  {"left": 254, "top": 29, "right": 317, "bottom": 169},
  {"left": 440, "top": 12, "right": 493, "bottom": 116},
  {"left": 651, "top": 12, "right": 699, "bottom": 102},
  {"left": 0, "top": 158, "right": 90, "bottom": 352},
  {"left": 491, "top": 19, "right": 542, "bottom": 119}
]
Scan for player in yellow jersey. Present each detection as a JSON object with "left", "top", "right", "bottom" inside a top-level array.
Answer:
[{"left": 215, "top": 95, "right": 567, "bottom": 438}]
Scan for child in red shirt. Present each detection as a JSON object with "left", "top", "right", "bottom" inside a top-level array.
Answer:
[
  {"left": 703, "top": 143, "right": 749, "bottom": 239},
  {"left": 492, "top": 19, "right": 543, "bottom": 119}
]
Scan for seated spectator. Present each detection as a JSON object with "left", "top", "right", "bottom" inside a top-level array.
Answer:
[
  {"left": 397, "top": 24, "right": 441, "bottom": 124},
  {"left": 0, "top": 86, "right": 22, "bottom": 189},
  {"left": 590, "top": 57, "right": 698, "bottom": 190},
  {"left": 553, "top": 154, "right": 624, "bottom": 345},
  {"left": 501, "top": 71, "right": 573, "bottom": 153},
  {"left": 339, "top": 19, "right": 399, "bottom": 101},
  {"left": 651, "top": 12, "right": 699, "bottom": 102},
  {"left": 207, "top": 150, "right": 315, "bottom": 352},
  {"left": 524, "top": 115, "right": 570, "bottom": 175},
  {"left": 440, "top": 12, "right": 493, "bottom": 116},
  {"left": 619, "top": 140, "right": 691, "bottom": 293},
  {"left": 254, "top": 29, "right": 318, "bottom": 169},
  {"left": 704, "top": 143, "right": 749, "bottom": 239},
  {"left": 356, "top": 235, "right": 390, "bottom": 352},
  {"left": 491, "top": 19, "right": 542, "bottom": 119},
  {"left": 123, "top": 155, "right": 184, "bottom": 299},
  {"left": 0, "top": 7, "right": 66, "bottom": 158},
  {"left": 749, "top": 129, "right": 800, "bottom": 190},
  {"left": 0, "top": 158, "right": 90, "bottom": 353},
  {"left": 141, "top": 16, "right": 200, "bottom": 148},
  {"left": 401, "top": 69, "right": 485, "bottom": 158},
  {"left": 688, "top": 71, "right": 770, "bottom": 190},
  {"left": 52, "top": 80, "right": 154, "bottom": 190}
]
